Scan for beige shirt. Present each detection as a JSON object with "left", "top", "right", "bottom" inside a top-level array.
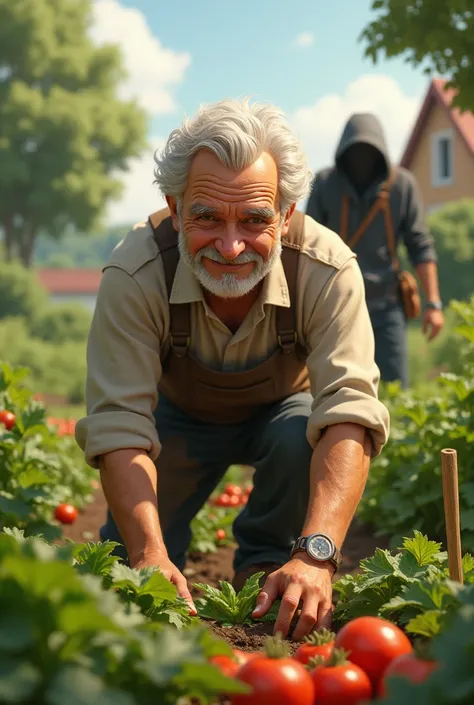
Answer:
[{"left": 76, "top": 213, "right": 390, "bottom": 468}]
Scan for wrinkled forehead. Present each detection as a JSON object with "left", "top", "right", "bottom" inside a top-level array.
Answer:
[{"left": 185, "top": 149, "right": 280, "bottom": 207}]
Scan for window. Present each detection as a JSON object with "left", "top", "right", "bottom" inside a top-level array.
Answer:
[{"left": 431, "top": 129, "right": 454, "bottom": 187}]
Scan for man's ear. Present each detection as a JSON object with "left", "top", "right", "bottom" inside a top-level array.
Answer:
[
  {"left": 280, "top": 202, "right": 297, "bottom": 237},
  {"left": 166, "top": 195, "right": 180, "bottom": 231}
]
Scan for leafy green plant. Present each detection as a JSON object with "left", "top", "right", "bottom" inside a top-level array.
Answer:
[
  {"left": 0, "top": 529, "right": 248, "bottom": 704},
  {"left": 0, "top": 362, "right": 95, "bottom": 539},
  {"left": 333, "top": 531, "right": 474, "bottom": 639},
  {"left": 189, "top": 505, "right": 236, "bottom": 554},
  {"left": 194, "top": 572, "right": 278, "bottom": 626},
  {"left": 360, "top": 297, "right": 474, "bottom": 551}
]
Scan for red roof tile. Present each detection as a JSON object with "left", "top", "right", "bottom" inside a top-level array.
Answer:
[
  {"left": 400, "top": 78, "right": 474, "bottom": 168},
  {"left": 36, "top": 269, "right": 102, "bottom": 295}
]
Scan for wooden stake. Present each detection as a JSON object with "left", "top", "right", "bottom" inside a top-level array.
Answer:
[{"left": 441, "top": 448, "right": 463, "bottom": 584}]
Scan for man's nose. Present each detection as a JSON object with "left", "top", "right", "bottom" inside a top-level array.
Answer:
[{"left": 214, "top": 223, "right": 246, "bottom": 260}]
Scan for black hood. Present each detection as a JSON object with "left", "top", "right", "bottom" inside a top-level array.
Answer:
[{"left": 335, "top": 113, "right": 390, "bottom": 177}]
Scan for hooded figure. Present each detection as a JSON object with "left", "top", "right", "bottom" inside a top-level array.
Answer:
[{"left": 306, "top": 112, "right": 444, "bottom": 388}]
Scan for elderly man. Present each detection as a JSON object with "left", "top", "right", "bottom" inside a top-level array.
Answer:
[{"left": 76, "top": 98, "right": 389, "bottom": 641}]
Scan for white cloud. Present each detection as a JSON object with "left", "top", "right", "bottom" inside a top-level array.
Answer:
[
  {"left": 291, "top": 74, "right": 423, "bottom": 176},
  {"left": 295, "top": 32, "right": 314, "bottom": 48},
  {"left": 90, "top": 0, "right": 191, "bottom": 116},
  {"left": 106, "top": 137, "right": 166, "bottom": 225}
]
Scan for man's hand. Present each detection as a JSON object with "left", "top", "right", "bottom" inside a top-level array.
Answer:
[
  {"left": 251, "top": 555, "right": 334, "bottom": 641},
  {"left": 131, "top": 548, "right": 197, "bottom": 616},
  {"left": 422, "top": 307, "right": 444, "bottom": 341}
]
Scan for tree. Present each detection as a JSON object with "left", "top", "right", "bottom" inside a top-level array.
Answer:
[
  {"left": 0, "top": 0, "right": 147, "bottom": 266},
  {"left": 0, "top": 260, "right": 49, "bottom": 320},
  {"left": 360, "top": 0, "right": 474, "bottom": 111},
  {"left": 29, "top": 302, "right": 92, "bottom": 343}
]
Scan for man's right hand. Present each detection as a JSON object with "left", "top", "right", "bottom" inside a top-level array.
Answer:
[{"left": 131, "top": 549, "right": 197, "bottom": 616}]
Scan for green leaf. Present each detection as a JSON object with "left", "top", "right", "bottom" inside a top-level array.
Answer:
[
  {"left": 405, "top": 610, "right": 445, "bottom": 638},
  {"left": 173, "top": 662, "right": 250, "bottom": 702},
  {"left": 354, "top": 549, "right": 401, "bottom": 591},
  {"left": 0, "top": 615, "right": 34, "bottom": 652},
  {"left": 46, "top": 665, "right": 136, "bottom": 705},
  {"left": 74, "top": 541, "right": 120, "bottom": 578},
  {"left": 0, "top": 493, "right": 31, "bottom": 520},
  {"left": 138, "top": 568, "right": 179, "bottom": 601},
  {"left": 0, "top": 659, "right": 40, "bottom": 702},
  {"left": 137, "top": 628, "right": 206, "bottom": 685},
  {"left": 16, "top": 468, "right": 52, "bottom": 488},
  {"left": 401, "top": 531, "right": 444, "bottom": 567}
]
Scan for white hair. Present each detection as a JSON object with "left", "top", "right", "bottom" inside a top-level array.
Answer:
[{"left": 153, "top": 97, "right": 312, "bottom": 212}]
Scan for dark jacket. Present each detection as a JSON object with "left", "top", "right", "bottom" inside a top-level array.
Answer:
[{"left": 305, "top": 113, "right": 437, "bottom": 313}]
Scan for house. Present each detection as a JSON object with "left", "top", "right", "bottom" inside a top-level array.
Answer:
[
  {"left": 36, "top": 269, "right": 102, "bottom": 312},
  {"left": 400, "top": 78, "right": 474, "bottom": 214}
]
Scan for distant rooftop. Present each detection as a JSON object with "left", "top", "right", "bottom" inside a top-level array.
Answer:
[{"left": 36, "top": 268, "right": 102, "bottom": 295}]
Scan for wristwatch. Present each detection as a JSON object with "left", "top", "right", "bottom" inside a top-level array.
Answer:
[
  {"left": 425, "top": 301, "right": 443, "bottom": 311},
  {"left": 290, "top": 533, "right": 343, "bottom": 573}
]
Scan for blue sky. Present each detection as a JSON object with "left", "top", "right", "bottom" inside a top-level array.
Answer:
[{"left": 90, "top": 0, "right": 430, "bottom": 224}]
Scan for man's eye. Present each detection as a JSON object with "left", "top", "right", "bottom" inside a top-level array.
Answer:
[
  {"left": 198, "top": 214, "right": 217, "bottom": 221},
  {"left": 245, "top": 217, "right": 265, "bottom": 224}
]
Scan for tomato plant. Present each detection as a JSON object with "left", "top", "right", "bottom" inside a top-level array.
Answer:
[
  {"left": 216, "top": 493, "right": 232, "bottom": 507},
  {"left": 0, "top": 409, "right": 15, "bottom": 430},
  {"left": 334, "top": 616, "right": 412, "bottom": 688},
  {"left": 54, "top": 503, "right": 78, "bottom": 524},
  {"left": 294, "top": 627, "right": 335, "bottom": 665},
  {"left": 309, "top": 647, "right": 373, "bottom": 705},
  {"left": 378, "top": 652, "right": 438, "bottom": 697},
  {"left": 216, "top": 529, "right": 226, "bottom": 541},
  {"left": 231, "top": 636, "right": 314, "bottom": 704},
  {"left": 225, "top": 483, "right": 243, "bottom": 497}
]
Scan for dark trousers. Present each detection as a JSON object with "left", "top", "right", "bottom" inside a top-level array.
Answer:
[
  {"left": 100, "top": 392, "right": 313, "bottom": 573},
  {"left": 370, "top": 305, "right": 408, "bottom": 388}
]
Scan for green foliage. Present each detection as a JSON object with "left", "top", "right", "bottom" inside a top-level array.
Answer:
[
  {"left": 360, "top": 297, "right": 474, "bottom": 550},
  {"left": 0, "top": 318, "right": 87, "bottom": 403},
  {"left": 333, "top": 531, "right": 474, "bottom": 638},
  {"left": 0, "top": 362, "right": 94, "bottom": 538},
  {"left": 29, "top": 302, "right": 92, "bottom": 343},
  {"left": 189, "top": 505, "right": 237, "bottom": 555},
  {"left": 34, "top": 224, "right": 131, "bottom": 268},
  {"left": 0, "top": 0, "right": 147, "bottom": 266},
  {"left": 0, "top": 260, "right": 48, "bottom": 320},
  {"left": 360, "top": 0, "right": 474, "bottom": 112},
  {"left": 428, "top": 200, "right": 474, "bottom": 307},
  {"left": 379, "top": 585, "right": 474, "bottom": 704},
  {"left": 0, "top": 531, "right": 247, "bottom": 705},
  {"left": 194, "top": 572, "right": 267, "bottom": 626}
]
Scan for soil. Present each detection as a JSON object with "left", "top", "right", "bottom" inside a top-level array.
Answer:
[{"left": 62, "top": 486, "right": 389, "bottom": 652}]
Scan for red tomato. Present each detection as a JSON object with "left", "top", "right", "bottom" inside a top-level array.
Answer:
[
  {"left": 216, "top": 493, "right": 232, "bottom": 507},
  {"left": 54, "top": 503, "right": 78, "bottom": 525},
  {"left": 229, "top": 495, "right": 241, "bottom": 507},
  {"left": 311, "top": 660, "right": 372, "bottom": 705},
  {"left": 334, "top": 616, "right": 413, "bottom": 688},
  {"left": 378, "top": 652, "right": 438, "bottom": 697},
  {"left": 225, "top": 483, "right": 243, "bottom": 497},
  {"left": 233, "top": 650, "right": 264, "bottom": 665},
  {"left": 210, "top": 654, "right": 240, "bottom": 678},
  {"left": 295, "top": 641, "right": 333, "bottom": 666},
  {"left": 0, "top": 410, "right": 16, "bottom": 431},
  {"left": 230, "top": 656, "right": 314, "bottom": 704},
  {"left": 216, "top": 529, "right": 226, "bottom": 541},
  {"left": 239, "top": 495, "right": 248, "bottom": 506}
]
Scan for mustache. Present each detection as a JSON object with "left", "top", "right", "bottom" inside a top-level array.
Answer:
[{"left": 194, "top": 246, "right": 263, "bottom": 265}]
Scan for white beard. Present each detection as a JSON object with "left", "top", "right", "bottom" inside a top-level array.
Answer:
[{"left": 178, "top": 219, "right": 283, "bottom": 299}]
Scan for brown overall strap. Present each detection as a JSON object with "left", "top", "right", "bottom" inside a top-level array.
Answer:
[
  {"left": 148, "top": 211, "right": 191, "bottom": 357},
  {"left": 149, "top": 208, "right": 305, "bottom": 357},
  {"left": 277, "top": 210, "right": 305, "bottom": 354},
  {"left": 339, "top": 168, "right": 397, "bottom": 250}
]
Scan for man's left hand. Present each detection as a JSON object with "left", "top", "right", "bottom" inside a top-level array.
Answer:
[
  {"left": 422, "top": 307, "right": 444, "bottom": 341},
  {"left": 251, "top": 555, "right": 334, "bottom": 641}
]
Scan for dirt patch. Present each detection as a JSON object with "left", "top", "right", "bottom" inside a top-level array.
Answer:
[{"left": 208, "top": 621, "right": 297, "bottom": 654}]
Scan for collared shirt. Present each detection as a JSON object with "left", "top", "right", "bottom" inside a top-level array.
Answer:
[{"left": 75, "top": 213, "right": 390, "bottom": 468}]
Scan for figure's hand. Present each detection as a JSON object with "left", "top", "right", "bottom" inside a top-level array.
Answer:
[
  {"left": 252, "top": 554, "right": 334, "bottom": 641},
  {"left": 422, "top": 307, "right": 444, "bottom": 341},
  {"left": 131, "top": 548, "right": 197, "bottom": 615}
]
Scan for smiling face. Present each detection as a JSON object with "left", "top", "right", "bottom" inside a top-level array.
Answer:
[{"left": 167, "top": 149, "right": 294, "bottom": 298}]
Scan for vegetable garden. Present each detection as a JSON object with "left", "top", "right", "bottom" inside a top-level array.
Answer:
[{"left": 0, "top": 295, "right": 473, "bottom": 705}]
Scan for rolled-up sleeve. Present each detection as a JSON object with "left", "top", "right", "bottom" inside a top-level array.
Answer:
[
  {"left": 401, "top": 173, "right": 437, "bottom": 266},
  {"left": 75, "top": 266, "right": 163, "bottom": 468},
  {"left": 304, "top": 256, "right": 390, "bottom": 457}
]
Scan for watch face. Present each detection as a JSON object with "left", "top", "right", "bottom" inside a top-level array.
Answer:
[{"left": 307, "top": 534, "right": 334, "bottom": 562}]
